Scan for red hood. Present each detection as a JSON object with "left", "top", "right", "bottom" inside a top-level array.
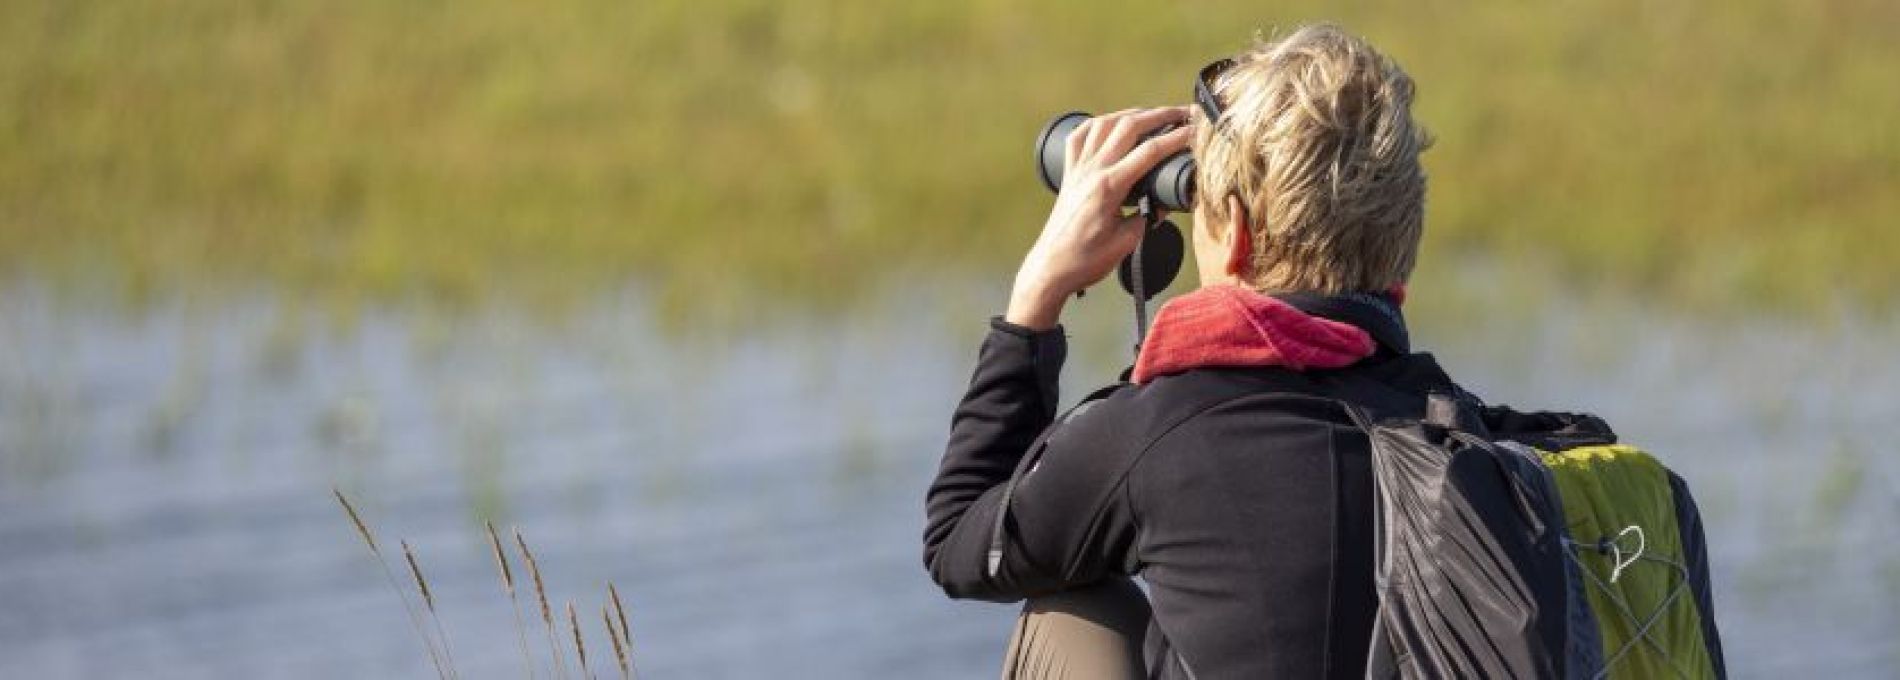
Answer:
[{"left": 1131, "top": 284, "right": 1380, "bottom": 384}]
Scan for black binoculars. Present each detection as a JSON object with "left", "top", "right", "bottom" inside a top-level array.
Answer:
[
  {"left": 1032, "top": 111, "right": 1188, "bottom": 303},
  {"left": 1034, "top": 111, "right": 1197, "bottom": 212}
]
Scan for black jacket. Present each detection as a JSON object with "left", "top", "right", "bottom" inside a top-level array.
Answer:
[{"left": 924, "top": 304, "right": 1456, "bottom": 679}]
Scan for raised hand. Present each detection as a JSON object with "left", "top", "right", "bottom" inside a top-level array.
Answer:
[{"left": 1006, "top": 106, "right": 1192, "bottom": 330}]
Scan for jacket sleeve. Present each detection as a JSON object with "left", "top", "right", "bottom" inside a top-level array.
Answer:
[{"left": 922, "top": 317, "right": 1139, "bottom": 602}]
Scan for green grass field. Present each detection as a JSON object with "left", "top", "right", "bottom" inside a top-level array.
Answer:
[{"left": 3, "top": 0, "right": 1896, "bottom": 319}]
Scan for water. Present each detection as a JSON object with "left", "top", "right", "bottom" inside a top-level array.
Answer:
[{"left": 1, "top": 277, "right": 1896, "bottom": 678}]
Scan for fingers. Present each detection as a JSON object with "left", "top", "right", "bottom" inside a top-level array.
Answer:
[
  {"left": 1080, "top": 108, "right": 1134, "bottom": 161},
  {"left": 1063, "top": 108, "right": 1137, "bottom": 178},
  {"left": 1108, "top": 126, "right": 1192, "bottom": 187},
  {"left": 1064, "top": 118, "right": 1091, "bottom": 173},
  {"left": 1096, "top": 106, "right": 1192, "bottom": 164},
  {"left": 1071, "top": 108, "right": 1170, "bottom": 167}
]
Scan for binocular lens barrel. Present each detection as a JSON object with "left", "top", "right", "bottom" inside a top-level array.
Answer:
[{"left": 1035, "top": 111, "right": 1197, "bottom": 212}]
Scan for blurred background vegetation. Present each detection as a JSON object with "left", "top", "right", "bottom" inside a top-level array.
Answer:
[{"left": 2, "top": 0, "right": 1896, "bottom": 321}]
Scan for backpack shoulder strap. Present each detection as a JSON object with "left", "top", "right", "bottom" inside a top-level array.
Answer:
[{"left": 1424, "top": 392, "right": 1464, "bottom": 430}]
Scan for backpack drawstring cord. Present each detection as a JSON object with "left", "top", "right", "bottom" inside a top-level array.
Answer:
[
  {"left": 1564, "top": 526, "right": 1694, "bottom": 680},
  {"left": 1602, "top": 525, "right": 1645, "bottom": 584}
]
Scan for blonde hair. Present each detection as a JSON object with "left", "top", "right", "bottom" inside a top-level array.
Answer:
[{"left": 1191, "top": 24, "right": 1431, "bottom": 293}]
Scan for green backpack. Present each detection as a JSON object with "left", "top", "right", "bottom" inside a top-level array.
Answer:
[{"left": 1348, "top": 393, "right": 1726, "bottom": 679}]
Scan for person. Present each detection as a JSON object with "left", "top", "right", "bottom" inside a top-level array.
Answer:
[{"left": 924, "top": 24, "right": 1443, "bottom": 678}]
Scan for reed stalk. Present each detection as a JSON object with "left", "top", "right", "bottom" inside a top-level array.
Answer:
[
  {"left": 516, "top": 528, "right": 571, "bottom": 680},
  {"left": 488, "top": 522, "right": 538, "bottom": 679},
  {"left": 402, "top": 540, "right": 461, "bottom": 680},
  {"left": 607, "top": 583, "right": 638, "bottom": 679},
  {"left": 603, "top": 604, "right": 630, "bottom": 679},
  {"left": 568, "top": 601, "right": 594, "bottom": 680},
  {"left": 333, "top": 489, "right": 450, "bottom": 680}
]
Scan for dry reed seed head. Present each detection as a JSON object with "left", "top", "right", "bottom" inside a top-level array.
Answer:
[
  {"left": 333, "top": 489, "right": 452, "bottom": 680},
  {"left": 334, "top": 488, "right": 382, "bottom": 555},
  {"left": 568, "top": 601, "right": 590, "bottom": 675},
  {"left": 487, "top": 521, "right": 516, "bottom": 592},
  {"left": 603, "top": 605, "right": 630, "bottom": 677},
  {"left": 607, "top": 583, "right": 631, "bottom": 645},
  {"left": 516, "top": 528, "right": 555, "bottom": 625},
  {"left": 1190, "top": 23, "right": 1431, "bottom": 294},
  {"left": 402, "top": 540, "right": 437, "bottom": 612}
]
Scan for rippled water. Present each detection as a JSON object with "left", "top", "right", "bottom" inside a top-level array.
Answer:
[{"left": 1, "top": 278, "right": 1896, "bottom": 678}]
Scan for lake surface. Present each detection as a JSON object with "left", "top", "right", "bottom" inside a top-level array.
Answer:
[{"left": 1, "top": 276, "right": 1896, "bottom": 678}]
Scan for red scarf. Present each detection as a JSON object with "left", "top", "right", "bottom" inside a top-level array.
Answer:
[{"left": 1131, "top": 284, "right": 1382, "bottom": 384}]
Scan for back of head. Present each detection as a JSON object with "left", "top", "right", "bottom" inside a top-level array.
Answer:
[{"left": 1192, "top": 24, "right": 1431, "bottom": 294}]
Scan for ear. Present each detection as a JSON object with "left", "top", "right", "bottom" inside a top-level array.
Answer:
[{"left": 1223, "top": 194, "right": 1251, "bottom": 277}]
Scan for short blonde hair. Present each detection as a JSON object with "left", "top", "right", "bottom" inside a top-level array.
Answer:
[{"left": 1192, "top": 24, "right": 1431, "bottom": 293}]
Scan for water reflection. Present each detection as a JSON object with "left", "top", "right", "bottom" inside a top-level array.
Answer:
[{"left": 0, "top": 275, "right": 1896, "bottom": 677}]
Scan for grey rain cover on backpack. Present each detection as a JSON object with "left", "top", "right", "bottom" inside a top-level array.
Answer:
[{"left": 1349, "top": 394, "right": 1584, "bottom": 680}]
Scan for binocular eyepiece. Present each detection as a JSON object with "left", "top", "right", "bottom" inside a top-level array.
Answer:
[{"left": 1034, "top": 111, "right": 1197, "bottom": 212}]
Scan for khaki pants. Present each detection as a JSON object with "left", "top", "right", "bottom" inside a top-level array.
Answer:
[{"left": 1000, "top": 578, "right": 1151, "bottom": 680}]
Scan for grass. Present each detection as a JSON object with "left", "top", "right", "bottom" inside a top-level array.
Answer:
[
  {"left": 334, "top": 489, "right": 640, "bottom": 679},
  {"left": 2, "top": 1, "right": 1896, "bottom": 322}
]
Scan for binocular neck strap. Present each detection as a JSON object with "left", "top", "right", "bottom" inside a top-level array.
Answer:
[{"left": 1131, "top": 196, "right": 1158, "bottom": 358}]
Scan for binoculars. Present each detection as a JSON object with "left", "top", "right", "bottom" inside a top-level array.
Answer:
[
  {"left": 1032, "top": 111, "right": 1187, "bottom": 304},
  {"left": 1034, "top": 111, "right": 1197, "bottom": 212}
]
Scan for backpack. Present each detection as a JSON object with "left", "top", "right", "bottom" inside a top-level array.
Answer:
[{"left": 1346, "top": 393, "right": 1727, "bottom": 680}]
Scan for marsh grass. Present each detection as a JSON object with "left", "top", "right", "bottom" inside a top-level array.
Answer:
[
  {"left": 401, "top": 539, "right": 462, "bottom": 680},
  {"left": 603, "top": 605, "right": 630, "bottom": 680},
  {"left": 608, "top": 584, "right": 638, "bottom": 679},
  {"left": 334, "top": 489, "right": 638, "bottom": 679},
  {"left": 567, "top": 601, "right": 592, "bottom": 680},
  {"left": 487, "top": 522, "right": 538, "bottom": 680},
  {"left": 3, "top": 1, "right": 1897, "bottom": 321},
  {"left": 516, "top": 527, "right": 573, "bottom": 680},
  {"left": 333, "top": 490, "right": 451, "bottom": 680}
]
